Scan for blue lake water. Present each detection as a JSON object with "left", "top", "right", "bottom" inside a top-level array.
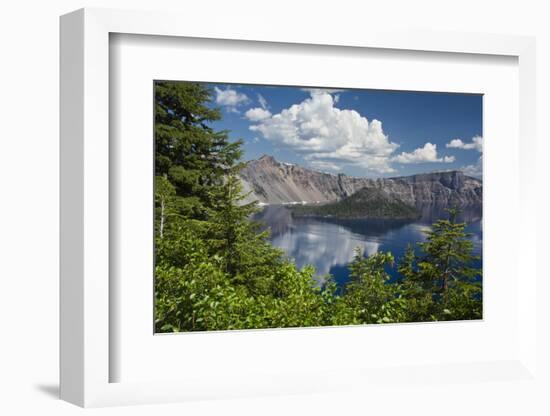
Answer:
[{"left": 253, "top": 204, "right": 482, "bottom": 286}]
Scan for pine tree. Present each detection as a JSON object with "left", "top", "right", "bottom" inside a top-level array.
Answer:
[
  {"left": 413, "top": 207, "right": 482, "bottom": 320},
  {"left": 205, "top": 167, "right": 260, "bottom": 277},
  {"left": 155, "top": 81, "right": 242, "bottom": 219},
  {"left": 397, "top": 244, "right": 435, "bottom": 321}
]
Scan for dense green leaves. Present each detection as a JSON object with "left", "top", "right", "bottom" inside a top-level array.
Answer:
[
  {"left": 291, "top": 187, "right": 420, "bottom": 220},
  {"left": 154, "top": 81, "right": 482, "bottom": 332},
  {"left": 396, "top": 209, "right": 483, "bottom": 322},
  {"left": 155, "top": 80, "right": 242, "bottom": 218}
]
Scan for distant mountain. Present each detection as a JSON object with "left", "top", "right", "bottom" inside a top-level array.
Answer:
[
  {"left": 291, "top": 187, "right": 420, "bottom": 220},
  {"left": 239, "top": 155, "right": 482, "bottom": 206}
]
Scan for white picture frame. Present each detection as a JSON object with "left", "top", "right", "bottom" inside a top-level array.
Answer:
[{"left": 60, "top": 8, "right": 538, "bottom": 408}]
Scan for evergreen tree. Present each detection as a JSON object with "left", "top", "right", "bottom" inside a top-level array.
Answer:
[
  {"left": 412, "top": 208, "right": 482, "bottom": 320},
  {"left": 205, "top": 168, "right": 266, "bottom": 279},
  {"left": 155, "top": 81, "right": 242, "bottom": 218},
  {"left": 397, "top": 244, "right": 435, "bottom": 321}
]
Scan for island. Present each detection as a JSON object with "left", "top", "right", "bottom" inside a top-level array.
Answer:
[{"left": 290, "top": 187, "right": 420, "bottom": 220}]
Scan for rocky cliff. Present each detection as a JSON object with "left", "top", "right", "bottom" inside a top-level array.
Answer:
[{"left": 239, "top": 155, "right": 482, "bottom": 206}]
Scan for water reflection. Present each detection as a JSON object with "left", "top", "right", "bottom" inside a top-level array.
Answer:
[
  {"left": 271, "top": 222, "right": 380, "bottom": 277},
  {"left": 253, "top": 204, "right": 482, "bottom": 285}
]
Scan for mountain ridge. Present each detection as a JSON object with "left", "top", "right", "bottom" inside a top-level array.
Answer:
[{"left": 239, "top": 155, "right": 482, "bottom": 206}]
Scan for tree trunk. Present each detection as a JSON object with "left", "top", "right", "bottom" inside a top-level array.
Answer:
[{"left": 159, "top": 199, "right": 165, "bottom": 239}]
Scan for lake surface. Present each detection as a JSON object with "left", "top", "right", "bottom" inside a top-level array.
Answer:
[{"left": 253, "top": 204, "right": 482, "bottom": 286}]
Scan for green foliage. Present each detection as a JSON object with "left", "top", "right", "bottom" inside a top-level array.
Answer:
[
  {"left": 397, "top": 208, "right": 483, "bottom": 322},
  {"left": 154, "top": 81, "right": 482, "bottom": 332},
  {"left": 331, "top": 250, "right": 407, "bottom": 325},
  {"left": 155, "top": 80, "right": 242, "bottom": 219},
  {"left": 291, "top": 187, "right": 419, "bottom": 220}
]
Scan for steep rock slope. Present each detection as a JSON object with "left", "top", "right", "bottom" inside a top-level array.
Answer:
[{"left": 239, "top": 155, "right": 482, "bottom": 205}]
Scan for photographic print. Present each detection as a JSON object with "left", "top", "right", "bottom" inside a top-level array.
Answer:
[{"left": 154, "top": 81, "right": 482, "bottom": 333}]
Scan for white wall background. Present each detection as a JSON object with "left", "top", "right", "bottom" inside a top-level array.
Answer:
[{"left": 0, "top": 1, "right": 548, "bottom": 415}]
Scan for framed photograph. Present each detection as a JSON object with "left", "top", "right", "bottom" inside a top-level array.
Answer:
[
  {"left": 60, "top": 8, "right": 538, "bottom": 408},
  {"left": 151, "top": 80, "right": 484, "bottom": 335}
]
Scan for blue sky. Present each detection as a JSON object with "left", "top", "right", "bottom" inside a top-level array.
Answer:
[{"left": 204, "top": 82, "right": 482, "bottom": 178}]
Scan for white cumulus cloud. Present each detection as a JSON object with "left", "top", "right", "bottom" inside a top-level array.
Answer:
[
  {"left": 245, "top": 107, "right": 272, "bottom": 121},
  {"left": 257, "top": 93, "right": 268, "bottom": 110},
  {"left": 308, "top": 160, "right": 342, "bottom": 172},
  {"left": 392, "top": 142, "right": 455, "bottom": 164},
  {"left": 300, "top": 88, "right": 345, "bottom": 95},
  {"left": 446, "top": 135, "right": 483, "bottom": 152},
  {"left": 461, "top": 156, "right": 482, "bottom": 177},
  {"left": 446, "top": 136, "right": 483, "bottom": 177},
  {"left": 214, "top": 87, "right": 249, "bottom": 111},
  {"left": 248, "top": 91, "right": 399, "bottom": 173}
]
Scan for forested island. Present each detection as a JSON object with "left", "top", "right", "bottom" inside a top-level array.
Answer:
[
  {"left": 154, "top": 80, "right": 483, "bottom": 332},
  {"left": 290, "top": 187, "right": 421, "bottom": 220}
]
